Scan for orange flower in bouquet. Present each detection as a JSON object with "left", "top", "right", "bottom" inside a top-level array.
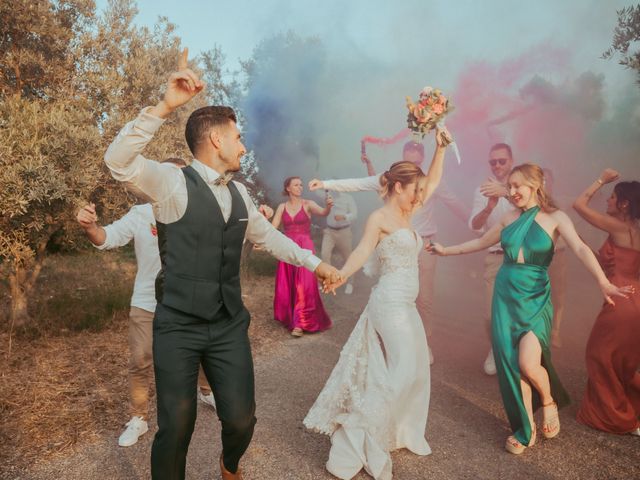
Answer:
[{"left": 406, "top": 87, "right": 453, "bottom": 139}]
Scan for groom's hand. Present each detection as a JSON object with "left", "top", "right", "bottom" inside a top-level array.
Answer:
[
  {"left": 314, "top": 262, "right": 342, "bottom": 294},
  {"left": 151, "top": 48, "right": 205, "bottom": 119}
]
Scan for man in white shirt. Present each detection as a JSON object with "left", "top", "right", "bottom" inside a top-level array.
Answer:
[
  {"left": 321, "top": 190, "right": 358, "bottom": 294},
  {"left": 103, "top": 49, "right": 338, "bottom": 480},
  {"left": 468, "top": 143, "right": 517, "bottom": 375},
  {"left": 310, "top": 141, "right": 469, "bottom": 364}
]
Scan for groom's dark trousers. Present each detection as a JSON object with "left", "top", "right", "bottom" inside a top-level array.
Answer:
[
  {"left": 151, "top": 303, "right": 255, "bottom": 479},
  {"left": 150, "top": 167, "right": 255, "bottom": 479}
]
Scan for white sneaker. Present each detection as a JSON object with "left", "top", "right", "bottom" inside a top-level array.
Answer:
[
  {"left": 344, "top": 284, "right": 353, "bottom": 295},
  {"left": 428, "top": 346, "right": 434, "bottom": 366},
  {"left": 118, "top": 416, "right": 148, "bottom": 447},
  {"left": 483, "top": 349, "right": 497, "bottom": 376},
  {"left": 198, "top": 390, "right": 217, "bottom": 410}
]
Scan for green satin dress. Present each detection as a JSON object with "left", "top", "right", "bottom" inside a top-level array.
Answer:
[{"left": 492, "top": 206, "right": 570, "bottom": 445}]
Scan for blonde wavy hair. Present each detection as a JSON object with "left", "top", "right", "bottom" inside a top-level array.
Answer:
[
  {"left": 509, "top": 163, "right": 558, "bottom": 213},
  {"left": 379, "top": 161, "right": 425, "bottom": 200}
]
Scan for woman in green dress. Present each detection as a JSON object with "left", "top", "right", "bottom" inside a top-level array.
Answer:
[{"left": 428, "top": 164, "right": 632, "bottom": 454}]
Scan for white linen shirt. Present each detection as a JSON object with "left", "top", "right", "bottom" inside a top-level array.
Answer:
[
  {"left": 104, "top": 107, "right": 321, "bottom": 272},
  {"left": 95, "top": 204, "right": 159, "bottom": 313},
  {"left": 326, "top": 191, "right": 357, "bottom": 229}
]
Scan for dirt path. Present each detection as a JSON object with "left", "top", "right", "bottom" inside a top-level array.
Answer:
[{"left": 9, "top": 259, "right": 640, "bottom": 479}]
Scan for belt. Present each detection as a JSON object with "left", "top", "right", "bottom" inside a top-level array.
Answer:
[
  {"left": 488, "top": 250, "right": 504, "bottom": 255},
  {"left": 328, "top": 225, "right": 350, "bottom": 231}
]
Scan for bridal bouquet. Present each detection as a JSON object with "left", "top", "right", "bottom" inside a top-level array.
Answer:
[{"left": 406, "top": 87, "right": 453, "bottom": 139}]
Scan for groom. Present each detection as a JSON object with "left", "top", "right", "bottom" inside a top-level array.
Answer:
[{"left": 104, "top": 49, "right": 340, "bottom": 480}]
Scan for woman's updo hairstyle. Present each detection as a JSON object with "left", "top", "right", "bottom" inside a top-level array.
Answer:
[{"left": 379, "top": 161, "right": 425, "bottom": 200}]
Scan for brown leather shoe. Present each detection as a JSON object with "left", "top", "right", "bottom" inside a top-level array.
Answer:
[{"left": 220, "top": 454, "right": 243, "bottom": 480}]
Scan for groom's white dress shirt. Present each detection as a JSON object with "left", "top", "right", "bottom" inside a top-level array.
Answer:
[{"left": 104, "top": 107, "right": 321, "bottom": 272}]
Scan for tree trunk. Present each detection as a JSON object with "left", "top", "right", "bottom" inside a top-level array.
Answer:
[{"left": 8, "top": 268, "right": 30, "bottom": 327}]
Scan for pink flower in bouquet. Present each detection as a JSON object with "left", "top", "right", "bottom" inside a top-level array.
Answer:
[{"left": 432, "top": 103, "right": 444, "bottom": 115}]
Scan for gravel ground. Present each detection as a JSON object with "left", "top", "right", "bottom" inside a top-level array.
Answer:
[{"left": 6, "top": 258, "right": 639, "bottom": 480}]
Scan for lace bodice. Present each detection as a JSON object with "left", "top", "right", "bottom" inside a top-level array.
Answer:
[{"left": 376, "top": 228, "right": 422, "bottom": 276}]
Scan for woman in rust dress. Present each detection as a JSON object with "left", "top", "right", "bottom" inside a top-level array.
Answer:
[{"left": 573, "top": 168, "right": 640, "bottom": 436}]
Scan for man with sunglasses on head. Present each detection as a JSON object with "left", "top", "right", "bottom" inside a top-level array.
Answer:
[{"left": 469, "top": 143, "right": 517, "bottom": 375}]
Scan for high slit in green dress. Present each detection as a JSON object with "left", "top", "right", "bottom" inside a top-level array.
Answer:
[{"left": 492, "top": 206, "right": 571, "bottom": 446}]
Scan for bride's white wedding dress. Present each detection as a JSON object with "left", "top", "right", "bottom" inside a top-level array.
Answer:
[{"left": 304, "top": 228, "right": 431, "bottom": 480}]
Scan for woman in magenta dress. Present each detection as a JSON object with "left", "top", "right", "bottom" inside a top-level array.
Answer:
[
  {"left": 573, "top": 168, "right": 640, "bottom": 436},
  {"left": 272, "top": 176, "right": 334, "bottom": 337}
]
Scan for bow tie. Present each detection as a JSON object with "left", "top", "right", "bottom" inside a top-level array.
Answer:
[{"left": 213, "top": 172, "right": 234, "bottom": 187}]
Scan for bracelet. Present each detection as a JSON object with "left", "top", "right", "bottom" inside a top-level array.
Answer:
[{"left": 596, "top": 178, "right": 603, "bottom": 185}]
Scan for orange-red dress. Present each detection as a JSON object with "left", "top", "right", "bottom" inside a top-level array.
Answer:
[{"left": 577, "top": 237, "right": 640, "bottom": 434}]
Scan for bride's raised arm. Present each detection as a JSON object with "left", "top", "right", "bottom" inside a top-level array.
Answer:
[
  {"left": 420, "top": 126, "right": 451, "bottom": 204},
  {"left": 339, "top": 210, "right": 384, "bottom": 279}
]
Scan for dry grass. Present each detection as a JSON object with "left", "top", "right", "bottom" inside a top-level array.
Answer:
[{"left": 0, "top": 247, "right": 283, "bottom": 473}]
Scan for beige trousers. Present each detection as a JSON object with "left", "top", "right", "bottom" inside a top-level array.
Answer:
[
  {"left": 321, "top": 227, "right": 353, "bottom": 286},
  {"left": 128, "top": 306, "right": 212, "bottom": 419}
]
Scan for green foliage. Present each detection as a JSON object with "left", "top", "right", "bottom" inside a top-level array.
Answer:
[
  {"left": 603, "top": 5, "right": 640, "bottom": 85},
  {"left": 0, "top": 0, "right": 244, "bottom": 326}
]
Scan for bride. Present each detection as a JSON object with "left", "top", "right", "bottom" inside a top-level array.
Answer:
[{"left": 304, "top": 128, "right": 450, "bottom": 480}]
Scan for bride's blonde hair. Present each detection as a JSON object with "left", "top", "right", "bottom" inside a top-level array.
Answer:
[
  {"left": 379, "top": 161, "right": 425, "bottom": 200},
  {"left": 510, "top": 163, "right": 558, "bottom": 213}
]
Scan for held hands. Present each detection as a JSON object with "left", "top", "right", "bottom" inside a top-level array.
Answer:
[
  {"left": 76, "top": 203, "right": 98, "bottom": 230},
  {"left": 599, "top": 169, "right": 620, "bottom": 185},
  {"left": 314, "top": 262, "right": 344, "bottom": 295},
  {"left": 480, "top": 178, "right": 508, "bottom": 198},
  {"left": 600, "top": 281, "right": 635, "bottom": 307},
  {"left": 154, "top": 48, "right": 205, "bottom": 117},
  {"left": 308, "top": 179, "right": 325, "bottom": 191}
]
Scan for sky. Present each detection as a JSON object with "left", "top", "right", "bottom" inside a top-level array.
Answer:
[{"left": 95, "top": 0, "right": 639, "bottom": 239}]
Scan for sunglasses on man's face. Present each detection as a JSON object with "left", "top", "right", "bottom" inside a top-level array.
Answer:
[{"left": 489, "top": 158, "right": 509, "bottom": 167}]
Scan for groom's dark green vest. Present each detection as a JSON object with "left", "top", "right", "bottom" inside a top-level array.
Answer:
[{"left": 155, "top": 166, "right": 248, "bottom": 320}]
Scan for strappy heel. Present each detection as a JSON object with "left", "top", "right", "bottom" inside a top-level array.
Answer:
[
  {"left": 542, "top": 401, "right": 560, "bottom": 439},
  {"left": 505, "top": 425, "right": 536, "bottom": 455}
]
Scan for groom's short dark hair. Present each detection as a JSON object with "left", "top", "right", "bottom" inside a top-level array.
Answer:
[{"left": 185, "top": 106, "right": 237, "bottom": 155}]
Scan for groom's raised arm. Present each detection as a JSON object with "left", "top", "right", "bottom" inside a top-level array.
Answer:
[
  {"left": 104, "top": 48, "right": 204, "bottom": 203},
  {"left": 104, "top": 109, "right": 179, "bottom": 203}
]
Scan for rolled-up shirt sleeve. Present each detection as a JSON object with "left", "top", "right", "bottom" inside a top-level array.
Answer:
[
  {"left": 239, "top": 183, "right": 321, "bottom": 271},
  {"left": 323, "top": 174, "right": 381, "bottom": 193},
  {"left": 104, "top": 108, "right": 180, "bottom": 205},
  {"left": 95, "top": 207, "right": 138, "bottom": 250}
]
